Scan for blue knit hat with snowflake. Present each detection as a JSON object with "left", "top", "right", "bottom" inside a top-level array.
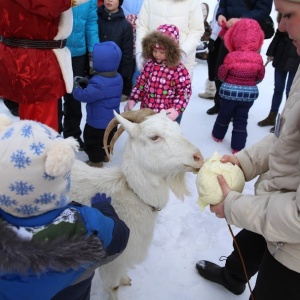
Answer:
[{"left": 0, "top": 114, "right": 78, "bottom": 217}]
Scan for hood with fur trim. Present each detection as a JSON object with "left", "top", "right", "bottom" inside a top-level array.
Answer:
[
  {"left": 0, "top": 220, "right": 106, "bottom": 274},
  {"left": 142, "top": 24, "right": 181, "bottom": 68}
]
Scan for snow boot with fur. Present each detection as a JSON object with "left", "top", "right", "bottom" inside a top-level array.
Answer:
[
  {"left": 198, "top": 79, "right": 216, "bottom": 100},
  {"left": 196, "top": 260, "right": 246, "bottom": 295},
  {"left": 257, "top": 112, "right": 277, "bottom": 127}
]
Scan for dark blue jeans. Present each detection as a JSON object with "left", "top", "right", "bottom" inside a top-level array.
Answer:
[
  {"left": 212, "top": 98, "right": 254, "bottom": 151},
  {"left": 271, "top": 68, "right": 296, "bottom": 112}
]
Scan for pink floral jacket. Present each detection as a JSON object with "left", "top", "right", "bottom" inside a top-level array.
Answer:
[{"left": 130, "top": 59, "right": 192, "bottom": 114}]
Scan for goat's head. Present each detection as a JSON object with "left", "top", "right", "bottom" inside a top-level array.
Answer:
[{"left": 104, "top": 109, "right": 203, "bottom": 174}]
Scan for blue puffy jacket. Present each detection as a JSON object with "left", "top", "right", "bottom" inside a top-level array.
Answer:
[
  {"left": 73, "top": 41, "right": 123, "bottom": 129},
  {"left": 66, "top": 0, "right": 99, "bottom": 57},
  {"left": 0, "top": 202, "right": 129, "bottom": 300}
]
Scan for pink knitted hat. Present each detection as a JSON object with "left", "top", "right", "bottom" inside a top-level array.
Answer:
[
  {"left": 224, "top": 18, "right": 264, "bottom": 52},
  {"left": 154, "top": 24, "right": 180, "bottom": 49}
]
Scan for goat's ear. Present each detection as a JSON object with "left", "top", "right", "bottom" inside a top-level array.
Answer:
[{"left": 114, "top": 111, "right": 139, "bottom": 137}]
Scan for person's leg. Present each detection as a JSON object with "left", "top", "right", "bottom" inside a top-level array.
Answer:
[
  {"left": 175, "top": 113, "right": 183, "bottom": 124},
  {"left": 252, "top": 250, "right": 300, "bottom": 300},
  {"left": 258, "top": 69, "right": 287, "bottom": 127},
  {"left": 198, "top": 39, "right": 220, "bottom": 100},
  {"left": 212, "top": 98, "right": 235, "bottom": 140},
  {"left": 270, "top": 69, "right": 287, "bottom": 112},
  {"left": 63, "top": 55, "right": 86, "bottom": 140},
  {"left": 51, "top": 274, "right": 94, "bottom": 300},
  {"left": 207, "top": 40, "right": 228, "bottom": 115},
  {"left": 19, "top": 99, "right": 58, "bottom": 131},
  {"left": 57, "top": 98, "right": 63, "bottom": 134},
  {"left": 83, "top": 123, "right": 104, "bottom": 166},
  {"left": 3, "top": 98, "right": 19, "bottom": 117},
  {"left": 231, "top": 101, "right": 254, "bottom": 152},
  {"left": 208, "top": 37, "right": 221, "bottom": 82},
  {"left": 196, "top": 229, "right": 267, "bottom": 295}
]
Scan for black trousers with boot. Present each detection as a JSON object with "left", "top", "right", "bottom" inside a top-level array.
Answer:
[
  {"left": 62, "top": 54, "right": 86, "bottom": 140},
  {"left": 226, "top": 229, "right": 300, "bottom": 300},
  {"left": 83, "top": 123, "right": 117, "bottom": 163}
]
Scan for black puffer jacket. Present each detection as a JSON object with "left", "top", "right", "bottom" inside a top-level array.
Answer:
[
  {"left": 97, "top": 6, "right": 133, "bottom": 79},
  {"left": 266, "top": 30, "right": 300, "bottom": 73}
]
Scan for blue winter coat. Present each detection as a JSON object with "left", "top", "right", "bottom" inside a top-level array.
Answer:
[
  {"left": 217, "top": 0, "right": 272, "bottom": 22},
  {"left": 66, "top": 0, "right": 99, "bottom": 57},
  {"left": 0, "top": 202, "right": 129, "bottom": 300},
  {"left": 73, "top": 41, "right": 123, "bottom": 129}
]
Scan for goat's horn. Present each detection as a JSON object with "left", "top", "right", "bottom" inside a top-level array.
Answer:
[{"left": 103, "top": 109, "right": 156, "bottom": 160}]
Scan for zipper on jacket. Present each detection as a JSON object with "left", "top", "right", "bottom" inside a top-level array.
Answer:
[{"left": 272, "top": 242, "right": 285, "bottom": 256}]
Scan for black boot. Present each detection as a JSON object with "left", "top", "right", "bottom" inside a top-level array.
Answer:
[
  {"left": 196, "top": 260, "right": 246, "bottom": 295},
  {"left": 206, "top": 105, "right": 219, "bottom": 115}
]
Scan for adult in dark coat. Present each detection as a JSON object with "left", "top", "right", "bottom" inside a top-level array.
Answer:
[
  {"left": 97, "top": 3, "right": 133, "bottom": 98},
  {"left": 206, "top": 0, "right": 273, "bottom": 115},
  {"left": 258, "top": 27, "right": 300, "bottom": 131}
]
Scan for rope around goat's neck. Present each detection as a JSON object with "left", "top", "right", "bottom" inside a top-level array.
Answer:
[{"left": 227, "top": 222, "right": 255, "bottom": 300}]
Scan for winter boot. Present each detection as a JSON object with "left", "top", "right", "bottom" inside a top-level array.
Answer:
[
  {"left": 198, "top": 79, "right": 216, "bottom": 100},
  {"left": 257, "top": 112, "right": 277, "bottom": 127},
  {"left": 196, "top": 260, "right": 246, "bottom": 295},
  {"left": 86, "top": 161, "right": 103, "bottom": 168}
]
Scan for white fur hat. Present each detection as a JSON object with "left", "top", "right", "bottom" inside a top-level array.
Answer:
[{"left": 0, "top": 115, "right": 78, "bottom": 217}]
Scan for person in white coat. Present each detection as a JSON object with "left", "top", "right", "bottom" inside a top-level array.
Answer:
[
  {"left": 196, "top": 2, "right": 300, "bottom": 299},
  {"left": 135, "top": 0, "right": 204, "bottom": 78}
]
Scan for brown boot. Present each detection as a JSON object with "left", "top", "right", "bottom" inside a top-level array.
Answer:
[
  {"left": 86, "top": 161, "right": 103, "bottom": 168},
  {"left": 257, "top": 112, "right": 277, "bottom": 127}
]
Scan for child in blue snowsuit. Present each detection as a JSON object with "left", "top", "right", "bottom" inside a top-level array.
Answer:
[
  {"left": 0, "top": 116, "right": 129, "bottom": 300},
  {"left": 73, "top": 41, "right": 123, "bottom": 167}
]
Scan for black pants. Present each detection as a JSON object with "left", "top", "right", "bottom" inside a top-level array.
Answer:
[
  {"left": 212, "top": 40, "right": 229, "bottom": 109},
  {"left": 207, "top": 37, "right": 221, "bottom": 82},
  {"left": 62, "top": 54, "right": 87, "bottom": 139},
  {"left": 51, "top": 273, "right": 94, "bottom": 300},
  {"left": 226, "top": 229, "right": 300, "bottom": 300},
  {"left": 83, "top": 123, "right": 117, "bottom": 163},
  {"left": 121, "top": 58, "right": 135, "bottom": 96},
  {"left": 3, "top": 98, "right": 18, "bottom": 111}
]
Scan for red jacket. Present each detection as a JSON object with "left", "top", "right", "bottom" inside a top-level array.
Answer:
[{"left": 0, "top": 0, "right": 71, "bottom": 104}]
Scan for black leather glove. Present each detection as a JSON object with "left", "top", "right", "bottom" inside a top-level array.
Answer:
[{"left": 207, "top": 38, "right": 215, "bottom": 53}]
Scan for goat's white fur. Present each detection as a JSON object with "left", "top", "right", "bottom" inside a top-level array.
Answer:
[{"left": 70, "top": 111, "right": 203, "bottom": 300}]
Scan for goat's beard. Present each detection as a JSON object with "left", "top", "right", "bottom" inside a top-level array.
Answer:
[{"left": 168, "top": 173, "right": 190, "bottom": 200}]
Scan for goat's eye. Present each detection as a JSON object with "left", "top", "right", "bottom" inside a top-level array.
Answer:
[{"left": 150, "top": 135, "right": 159, "bottom": 141}]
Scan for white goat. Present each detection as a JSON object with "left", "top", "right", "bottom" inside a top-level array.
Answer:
[{"left": 69, "top": 109, "right": 203, "bottom": 300}]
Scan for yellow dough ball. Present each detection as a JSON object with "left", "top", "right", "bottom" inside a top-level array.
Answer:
[{"left": 196, "top": 151, "right": 245, "bottom": 210}]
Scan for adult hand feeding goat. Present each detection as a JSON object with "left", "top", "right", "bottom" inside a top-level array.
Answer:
[{"left": 69, "top": 109, "right": 203, "bottom": 300}]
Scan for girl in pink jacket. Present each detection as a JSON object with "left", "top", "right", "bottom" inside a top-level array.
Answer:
[{"left": 124, "top": 24, "right": 191, "bottom": 124}]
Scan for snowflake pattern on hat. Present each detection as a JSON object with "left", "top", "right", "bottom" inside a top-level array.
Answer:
[{"left": 0, "top": 119, "right": 72, "bottom": 217}]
